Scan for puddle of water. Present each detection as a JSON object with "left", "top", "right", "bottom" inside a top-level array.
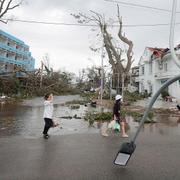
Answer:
[
  {"left": 0, "top": 96, "right": 180, "bottom": 138},
  {"left": 0, "top": 96, "right": 107, "bottom": 137},
  {"left": 141, "top": 114, "right": 180, "bottom": 136}
]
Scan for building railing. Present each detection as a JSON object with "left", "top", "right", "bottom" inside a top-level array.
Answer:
[
  {"left": 0, "top": 55, "right": 27, "bottom": 66},
  {"left": 0, "top": 42, "right": 30, "bottom": 57},
  {"left": 0, "top": 31, "right": 35, "bottom": 71},
  {"left": 0, "top": 30, "right": 24, "bottom": 45}
]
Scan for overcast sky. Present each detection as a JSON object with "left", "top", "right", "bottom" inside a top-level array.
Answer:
[{"left": 1, "top": 0, "right": 180, "bottom": 74}]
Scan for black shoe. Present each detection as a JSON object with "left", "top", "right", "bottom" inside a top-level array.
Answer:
[{"left": 43, "top": 134, "right": 49, "bottom": 139}]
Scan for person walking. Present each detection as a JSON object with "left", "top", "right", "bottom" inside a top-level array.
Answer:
[
  {"left": 43, "top": 93, "right": 54, "bottom": 139},
  {"left": 113, "top": 94, "right": 128, "bottom": 138}
]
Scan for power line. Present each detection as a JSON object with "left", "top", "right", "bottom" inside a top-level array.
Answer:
[
  {"left": 124, "top": 23, "right": 180, "bottom": 27},
  {"left": 104, "top": 0, "right": 180, "bottom": 13},
  {"left": 4, "top": 18, "right": 180, "bottom": 28},
  {"left": 4, "top": 19, "right": 97, "bottom": 27}
]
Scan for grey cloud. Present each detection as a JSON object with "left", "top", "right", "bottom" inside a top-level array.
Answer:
[{"left": 2, "top": 0, "right": 180, "bottom": 74}]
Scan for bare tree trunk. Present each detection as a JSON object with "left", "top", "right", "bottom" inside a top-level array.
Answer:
[
  {"left": 0, "top": 0, "right": 22, "bottom": 23},
  {"left": 117, "top": 5, "right": 134, "bottom": 86},
  {"left": 72, "top": 7, "right": 134, "bottom": 92}
]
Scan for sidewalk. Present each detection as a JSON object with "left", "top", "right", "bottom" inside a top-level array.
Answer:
[
  {"left": 95, "top": 98, "right": 178, "bottom": 110},
  {"left": 133, "top": 98, "right": 177, "bottom": 109}
]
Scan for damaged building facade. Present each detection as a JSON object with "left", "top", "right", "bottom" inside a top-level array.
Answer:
[
  {"left": 0, "top": 30, "right": 35, "bottom": 75},
  {"left": 138, "top": 45, "right": 180, "bottom": 100}
]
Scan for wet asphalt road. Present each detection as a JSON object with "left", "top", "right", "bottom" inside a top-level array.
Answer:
[
  {"left": 1, "top": 96, "right": 180, "bottom": 179},
  {"left": 1, "top": 130, "right": 180, "bottom": 180}
]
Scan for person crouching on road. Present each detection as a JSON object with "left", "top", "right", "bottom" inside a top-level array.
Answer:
[
  {"left": 43, "top": 93, "right": 54, "bottom": 139},
  {"left": 113, "top": 94, "right": 128, "bottom": 138}
]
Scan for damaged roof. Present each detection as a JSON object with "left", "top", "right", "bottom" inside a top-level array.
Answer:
[{"left": 147, "top": 44, "right": 180, "bottom": 59}]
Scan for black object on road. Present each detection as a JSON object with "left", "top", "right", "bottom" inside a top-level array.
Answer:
[{"left": 114, "top": 142, "right": 136, "bottom": 166}]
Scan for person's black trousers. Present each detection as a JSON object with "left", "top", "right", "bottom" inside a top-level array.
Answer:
[
  {"left": 177, "top": 104, "right": 180, "bottom": 111},
  {"left": 43, "top": 118, "right": 53, "bottom": 134}
]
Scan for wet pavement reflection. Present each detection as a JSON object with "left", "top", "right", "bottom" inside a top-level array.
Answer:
[
  {"left": 0, "top": 95, "right": 103, "bottom": 137},
  {"left": 0, "top": 95, "right": 180, "bottom": 138},
  {"left": 142, "top": 114, "right": 180, "bottom": 136}
]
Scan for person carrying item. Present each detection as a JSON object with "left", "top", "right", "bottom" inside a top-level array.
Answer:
[
  {"left": 43, "top": 93, "right": 54, "bottom": 139},
  {"left": 113, "top": 94, "right": 128, "bottom": 138}
]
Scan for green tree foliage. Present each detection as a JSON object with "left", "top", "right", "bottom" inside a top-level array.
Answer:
[
  {"left": 0, "top": 76, "right": 19, "bottom": 96},
  {"left": 0, "top": 70, "right": 76, "bottom": 97},
  {"left": 76, "top": 66, "right": 102, "bottom": 92},
  {"left": 124, "top": 90, "right": 144, "bottom": 103},
  {"left": 84, "top": 110, "right": 155, "bottom": 126}
]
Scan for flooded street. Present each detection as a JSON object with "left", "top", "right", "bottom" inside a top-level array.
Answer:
[
  {"left": 0, "top": 95, "right": 90, "bottom": 137},
  {"left": 142, "top": 114, "right": 180, "bottom": 136},
  {"left": 1, "top": 95, "right": 180, "bottom": 180},
  {"left": 0, "top": 95, "right": 112, "bottom": 138},
  {"left": 0, "top": 95, "right": 180, "bottom": 138}
]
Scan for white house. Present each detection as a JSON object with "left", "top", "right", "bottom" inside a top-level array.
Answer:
[{"left": 138, "top": 45, "right": 180, "bottom": 100}]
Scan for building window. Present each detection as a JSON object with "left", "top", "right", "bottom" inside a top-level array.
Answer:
[
  {"left": 158, "top": 62, "right": 163, "bottom": 70},
  {"left": 149, "top": 61, "right": 153, "bottom": 74},
  {"left": 164, "top": 63, "right": 168, "bottom": 71},
  {"left": 142, "top": 66, "right": 145, "bottom": 75},
  {"left": 140, "top": 82, "right": 144, "bottom": 93},
  {"left": 5, "top": 64, "right": 8, "bottom": 70},
  {"left": 149, "top": 84, "right": 153, "bottom": 94}
]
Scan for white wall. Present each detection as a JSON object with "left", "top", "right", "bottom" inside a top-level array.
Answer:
[{"left": 139, "top": 48, "right": 180, "bottom": 100}]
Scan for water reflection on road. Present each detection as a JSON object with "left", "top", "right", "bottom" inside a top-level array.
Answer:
[
  {"left": 0, "top": 96, "right": 78, "bottom": 136},
  {"left": 142, "top": 114, "right": 180, "bottom": 136},
  {"left": 0, "top": 95, "right": 102, "bottom": 137},
  {"left": 0, "top": 95, "right": 180, "bottom": 138}
]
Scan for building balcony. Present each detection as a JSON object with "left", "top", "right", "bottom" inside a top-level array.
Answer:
[
  {"left": 0, "top": 42, "right": 30, "bottom": 57},
  {"left": 0, "top": 30, "right": 24, "bottom": 44},
  {"left": 0, "top": 55, "right": 27, "bottom": 66},
  {"left": 0, "top": 30, "right": 35, "bottom": 71}
]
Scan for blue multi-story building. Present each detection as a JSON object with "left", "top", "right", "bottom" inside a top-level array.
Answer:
[{"left": 0, "top": 29, "right": 35, "bottom": 75}]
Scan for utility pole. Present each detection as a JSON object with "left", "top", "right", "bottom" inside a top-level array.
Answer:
[
  {"left": 100, "top": 48, "right": 104, "bottom": 106},
  {"left": 110, "top": 74, "right": 112, "bottom": 100},
  {"left": 40, "top": 61, "right": 43, "bottom": 88},
  {"left": 117, "top": 73, "right": 120, "bottom": 94},
  {"left": 100, "top": 17, "right": 105, "bottom": 107},
  {"left": 121, "top": 72, "right": 125, "bottom": 102}
]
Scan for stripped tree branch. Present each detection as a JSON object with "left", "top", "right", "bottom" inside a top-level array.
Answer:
[
  {"left": 0, "top": 0, "right": 23, "bottom": 23},
  {"left": 72, "top": 5, "right": 134, "bottom": 88}
]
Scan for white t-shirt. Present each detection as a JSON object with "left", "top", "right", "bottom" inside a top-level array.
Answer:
[{"left": 43, "top": 100, "right": 54, "bottom": 119}]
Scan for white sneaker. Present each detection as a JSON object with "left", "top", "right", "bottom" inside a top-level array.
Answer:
[
  {"left": 122, "top": 134, "right": 129, "bottom": 138},
  {"left": 102, "top": 133, "right": 109, "bottom": 137}
]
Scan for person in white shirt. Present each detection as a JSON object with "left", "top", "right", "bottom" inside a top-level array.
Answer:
[{"left": 43, "top": 93, "right": 54, "bottom": 139}]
